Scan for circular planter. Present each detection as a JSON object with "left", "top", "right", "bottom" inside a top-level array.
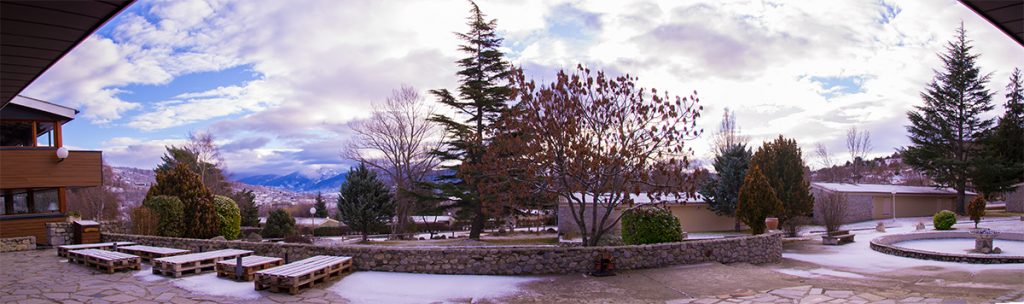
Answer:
[{"left": 870, "top": 231, "right": 1024, "bottom": 264}]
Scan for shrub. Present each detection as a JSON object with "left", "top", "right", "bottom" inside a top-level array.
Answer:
[
  {"left": 213, "top": 195, "right": 242, "bottom": 240},
  {"left": 142, "top": 195, "right": 184, "bottom": 237},
  {"left": 737, "top": 166, "right": 783, "bottom": 235},
  {"left": 933, "top": 210, "right": 957, "bottom": 230},
  {"left": 262, "top": 209, "right": 296, "bottom": 238},
  {"left": 749, "top": 136, "right": 814, "bottom": 232},
  {"left": 967, "top": 197, "right": 986, "bottom": 228},
  {"left": 783, "top": 216, "right": 811, "bottom": 237},
  {"left": 130, "top": 206, "right": 159, "bottom": 236},
  {"left": 817, "top": 192, "right": 849, "bottom": 233},
  {"left": 620, "top": 206, "right": 683, "bottom": 245}
]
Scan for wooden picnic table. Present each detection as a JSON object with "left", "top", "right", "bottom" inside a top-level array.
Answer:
[
  {"left": 117, "top": 245, "right": 189, "bottom": 262},
  {"left": 254, "top": 255, "right": 352, "bottom": 295},
  {"left": 152, "top": 249, "right": 253, "bottom": 277},
  {"left": 215, "top": 255, "right": 284, "bottom": 281},
  {"left": 57, "top": 241, "right": 136, "bottom": 257},
  {"left": 67, "top": 249, "right": 141, "bottom": 274}
]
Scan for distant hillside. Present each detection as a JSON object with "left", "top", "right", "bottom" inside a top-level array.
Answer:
[
  {"left": 810, "top": 152, "right": 932, "bottom": 186},
  {"left": 111, "top": 166, "right": 319, "bottom": 207}
]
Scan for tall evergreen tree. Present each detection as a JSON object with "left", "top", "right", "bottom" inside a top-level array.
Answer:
[
  {"left": 903, "top": 24, "right": 994, "bottom": 213},
  {"left": 698, "top": 144, "right": 751, "bottom": 231},
  {"left": 972, "top": 67, "right": 1024, "bottom": 197},
  {"left": 736, "top": 166, "right": 783, "bottom": 235},
  {"left": 749, "top": 135, "right": 814, "bottom": 232},
  {"left": 231, "top": 188, "right": 260, "bottom": 227},
  {"left": 313, "top": 191, "right": 329, "bottom": 218},
  {"left": 337, "top": 164, "right": 395, "bottom": 241},
  {"left": 427, "top": 1, "right": 513, "bottom": 240}
]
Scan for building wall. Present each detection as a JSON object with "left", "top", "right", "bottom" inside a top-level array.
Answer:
[
  {"left": 814, "top": 188, "right": 964, "bottom": 224},
  {"left": 0, "top": 215, "right": 65, "bottom": 244},
  {"left": 104, "top": 232, "right": 782, "bottom": 275},
  {"left": 1006, "top": 186, "right": 1024, "bottom": 213},
  {"left": 811, "top": 189, "right": 872, "bottom": 225},
  {"left": 558, "top": 202, "right": 740, "bottom": 239}
]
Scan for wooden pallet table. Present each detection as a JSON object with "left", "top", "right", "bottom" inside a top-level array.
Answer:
[
  {"left": 254, "top": 256, "right": 352, "bottom": 295},
  {"left": 152, "top": 249, "right": 253, "bottom": 278},
  {"left": 117, "top": 245, "right": 190, "bottom": 262},
  {"left": 67, "top": 249, "right": 141, "bottom": 274},
  {"left": 57, "top": 241, "right": 136, "bottom": 258},
  {"left": 216, "top": 255, "right": 284, "bottom": 281}
]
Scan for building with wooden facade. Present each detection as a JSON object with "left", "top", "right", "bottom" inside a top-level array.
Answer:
[{"left": 0, "top": 96, "right": 103, "bottom": 244}]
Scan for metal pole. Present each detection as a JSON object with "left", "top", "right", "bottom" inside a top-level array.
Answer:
[
  {"left": 891, "top": 192, "right": 896, "bottom": 222},
  {"left": 235, "top": 255, "right": 243, "bottom": 280}
]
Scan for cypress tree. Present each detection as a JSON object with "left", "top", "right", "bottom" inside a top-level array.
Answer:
[
  {"left": 147, "top": 163, "right": 220, "bottom": 238},
  {"left": 698, "top": 143, "right": 752, "bottom": 231},
  {"left": 903, "top": 24, "right": 994, "bottom": 213},
  {"left": 231, "top": 188, "right": 260, "bottom": 227},
  {"left": 337, "top": 164, "right": 394, "bottom": 241},
  {"left": 428, "top": 1, "right": 513, "bottom": 240},
  {"left": 749, "top": 135, "right": 814, "bottom": 229},
  {"left": 737, "top": 166, "right": 783, "bottom": 235}
]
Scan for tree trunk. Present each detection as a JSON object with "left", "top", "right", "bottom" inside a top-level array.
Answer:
[
  {"left": 468, "top": 204, "right": 485, "bottom": 240},
  {"left": 734, "top": 218, "right": 741, "bottom": 232},
  {"left": 956, "top": 188, "right": 966, "bottom": 215}
]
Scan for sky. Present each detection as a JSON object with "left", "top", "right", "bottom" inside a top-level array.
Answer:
[{"left": 22, "top": 0, "right": 1024, "bottom": 178}]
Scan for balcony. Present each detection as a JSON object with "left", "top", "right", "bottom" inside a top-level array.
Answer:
[{"left": 0, "top": 148, "right": 102, "bottom": 189}]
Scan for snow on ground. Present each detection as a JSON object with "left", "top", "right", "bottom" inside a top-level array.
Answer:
[
  {"left": 784, "top": 217, "right": 1024, "bottom": 274},
  {"left": 897, "top": 238, "right": 1024, "bottom": 256},
  {"left": 171, "top": 273, "right": 262, "bottom": 300},
  {"left": 328, "top": 271, "right": 537, "bottom": 304},
  {"left": 773, "top": 268, "right": 867, "bottom": 279},
  {"left": 132, "top": 266, "right": 165, "bottom": 282}
]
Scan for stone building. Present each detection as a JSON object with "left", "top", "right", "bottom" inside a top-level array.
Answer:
[{"left": 811, "top": 183, "right": 976, "bottom": 224}]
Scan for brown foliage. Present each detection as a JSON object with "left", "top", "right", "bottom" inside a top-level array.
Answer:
[
  {"left": 737, "top": 166, "right": 783, "bottom": 235},
  {"left": 130, "top": 206, "right": 159, "bottom": 236},
  {"left": 967, "top": 196, "right": 986, "bottom": 228},
  {"left": 505, "top": 64, "right": 703, "bottom": 246},
  {"left": 67, "top": 164, "right": 121, "bottom": 221}
]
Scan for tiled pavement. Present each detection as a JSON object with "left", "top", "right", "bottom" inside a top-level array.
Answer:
[{"left": 669, "top": 285, "right": 1024, "bottom": 304}]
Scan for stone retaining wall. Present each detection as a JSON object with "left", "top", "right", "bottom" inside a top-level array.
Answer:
[
  {"left": 870, "top": 231, "right": 1024, "bottom": 264},
  {"left": 103, "top": 232, "right": 782, "bottom": 275},
  {"left": 0, "top": 236, "right": 36, "bottom": 253},
  {"left": 45, "top": 222, "right": 72, "bottom": 246}
]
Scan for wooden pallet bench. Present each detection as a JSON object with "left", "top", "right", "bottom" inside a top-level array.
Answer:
[
  {"left": 254, "top": 256, "right": 353, "bottom": 295},
  {"left": 151, "top": 249, "right": 253, "bottom": 278},
  {"left": 67, "top": 249, "right": 141, "bottom": 274},
  {"left": 57, "top": 241, "right": 136, "bottom": 258},
  {"left": 117, "top": 245, "right": 190, "bottom": 263},
  {"left": 216, "top": 255, "right": 284, "bottom": 281}
]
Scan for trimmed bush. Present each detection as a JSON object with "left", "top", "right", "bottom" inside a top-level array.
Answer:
[
  {"left": 213, "top": 195, "right": 242, "bottom": 240},
  {"left": 620, "top": 206, "right": 683, "bottom": 245},
  {"left": 262, "top": 208, "right": 296, "bottom": 238},
  {"left": 933, "top": 210, "right": 957, "bottom": 230},
  {"left": 142, "top": 195, "right": 184, "bottom": 237},
  {"left": 967, "top": 197, "right": 986, "bottom": 228}
]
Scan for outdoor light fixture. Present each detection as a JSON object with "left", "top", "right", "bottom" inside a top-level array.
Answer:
[{"left": 56, "top": 146, "right": 69, "bottom": 162}]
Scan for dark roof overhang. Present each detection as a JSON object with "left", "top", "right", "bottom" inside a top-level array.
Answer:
[
  {"left": 959, "top": 0, "right": 1024, "bottom": 47},
  {"left": 1, "top": 0, "right": 135, "bottom": 104}
]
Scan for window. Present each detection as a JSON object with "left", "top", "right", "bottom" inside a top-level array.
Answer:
[
  {"left": 0, "top": 121, "right": 34, "bottom": 146},
  {"left": 35, "top": 122, "right": 54, "bottom": 147},
  {"left": 1, "top": 188, "right": 61, "bottom": 216}
]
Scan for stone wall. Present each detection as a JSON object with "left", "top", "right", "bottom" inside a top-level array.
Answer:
[
  {"left": 45, "top": 222, "right": 72, "bottom": 247},
  {"left": 0, "top": 236, "right": 36, "bottom": 253},
  {"left": 103, "top": 232, "right": 782, "bottom": 275}
]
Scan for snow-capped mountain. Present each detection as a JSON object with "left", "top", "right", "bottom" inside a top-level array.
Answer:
[{"left": 237, "top": 170, "right": 348, "bottom": 193}]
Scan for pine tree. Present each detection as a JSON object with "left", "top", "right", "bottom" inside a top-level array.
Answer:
[
  {"left": 262, "top": 208, "right": 295, "bottom": 238},
  {"left": 749, "top": 135, "right": 814, "bottom": 232},
  {"left": 313, "top": 191, "right": 329, "bottom": 218},
  {"left": 427, "top": 1, "right": 513, "bottom": 240},
  {"left": 337, "top": 164, "right": 395, "bottom": 241},
  {"left": 698, "top": 144, "right": 751, "bottom": 231},
  {"left": 903, "top": 24, "right": 994, "bottom": 213},
  {"left": 147, "top": 163, "right": 220, "bottom": 238},
  {"left": 231, "top": 188, "right": 260, "bottom": 227},
  {"left": 972, "top": 67, "right": 1024, "bottom": 197},
  {"left": 737, "top": 166, "right": 783, "bottom": 235}
]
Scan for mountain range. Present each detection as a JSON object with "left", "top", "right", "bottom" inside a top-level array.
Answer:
[{"left": 237, "top": 170, "right": 348, "bottom": 193}]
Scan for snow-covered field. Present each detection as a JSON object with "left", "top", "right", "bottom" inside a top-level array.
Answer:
[
  {"left": 783, "top": 217, "right": 1024, "bottom": 274},
  {"left": 328, "top": 271, "right": 537, "bottom": 304},
  {"left": 896, "top": 238, "right": 1024, "bottom": 256}
]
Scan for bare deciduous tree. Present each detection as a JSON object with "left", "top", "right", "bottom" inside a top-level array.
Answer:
[
  {"left": 186, "top": 131, "right": 223, "bottom": 184},
  {"left": 67, "top": 164, "right": 121, "bottom": 220},
  {"left": 345, "top": 85, "right": 443, "bottom": 238},
  {"left": 846, "top": 127, "right": 872, "bottom": 183},
  {"left": 506, "top": 65, "right": 703, "bottom": 246},
  {"left": 814, "top": 143, "right": 837, "bottom": 182},
  {"left": 712, "top": 108, "right": 748, "bottom": 154},
  {"left": 816, "top": 191, "right": 849, "bottom": 233}
]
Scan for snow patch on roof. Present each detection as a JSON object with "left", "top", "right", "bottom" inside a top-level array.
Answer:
[{"left": 811, "top": 183, "right": 975, "bottom": 196}]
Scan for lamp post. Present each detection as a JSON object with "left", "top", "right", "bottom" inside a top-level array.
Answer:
[{"left": 309, "top": 207, "right": 316, "bottom": 236}]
